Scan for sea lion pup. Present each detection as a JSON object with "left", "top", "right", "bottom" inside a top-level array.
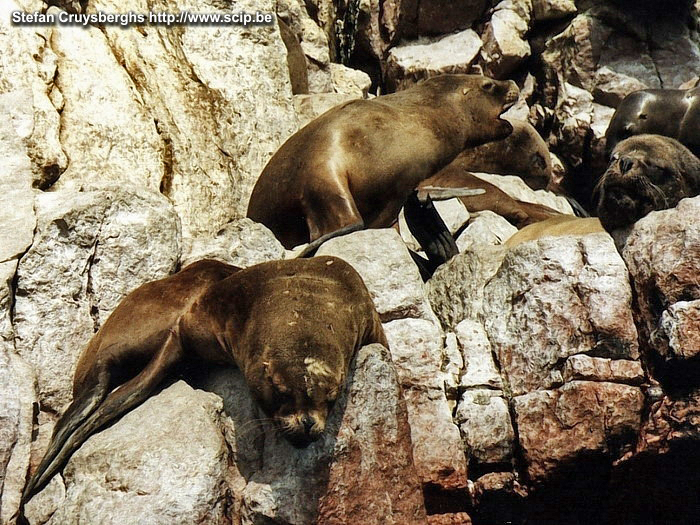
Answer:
[
  {"left": 595, "top": 135, "right": 700, "bottom": 231},
  {"left": 18, "top": 257, "right": 386, "bottom": 516},
  {"left": 504, "top": 216, "right": 604, "bottom": 248},
  {"left": 420, "top": 169, "right": 563, "bottom": 229},
  {"left": 605, "top": 87, "right": 700, "bottom": 158},
  {"left": 446, "top": 119, "right": 553, "bottom": 190},
  {"left": 247, "top": 74, "right": 519, "bottom": 258}
]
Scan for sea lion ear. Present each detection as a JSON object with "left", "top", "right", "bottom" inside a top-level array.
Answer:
[{"left": 264, "top": 362, "right": 289, "bottom": 393}]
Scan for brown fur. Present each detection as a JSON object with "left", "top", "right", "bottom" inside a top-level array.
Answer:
[
  {"left": 505, "top": 216, "right": 605, "bottom": 248},
  {"left": 19, "top": 257, "right": 386, "bottom": 511},
  {"left": 247, "top": 74, "right": 519, "bottom": 250},
  {"left": 421, "top": 169, "right": 562, "bottom": 229},
  {"left": 596, "top": 135, "right": 700, "bottom": 230},
  {"left": 452, "top": 119, "right": 553, "bottom": 190}
]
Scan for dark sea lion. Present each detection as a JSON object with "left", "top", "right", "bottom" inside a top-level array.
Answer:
[
  {"left": 246, "top": 74, "right": 519, "bottom": 255},
  {"left": 448, "top": 119, "right": 553, "bottom": 190},
  {"left": 595, "top": 135, "right": 700, "bottom": 231},
  {"left": 18, "top": 257, "right": 386, "bottom": 517},
  {"left": 605, "top": 88, "right": 700, "bottom": 158},
  {"left": 420, "top": 169, "right": 563, "bottom": 228}
]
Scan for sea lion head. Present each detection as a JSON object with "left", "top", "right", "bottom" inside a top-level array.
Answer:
[
  {"left": 595, "top": 135, "right": 698, "bottom": 230},
  {"left": 249, "top": 347, "right": 346, "bottom": 448},
  {"left": 424, "top": 75, "right": 519, "bottom": 147}
]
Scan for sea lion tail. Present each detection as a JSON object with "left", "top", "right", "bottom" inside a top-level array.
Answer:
[{"left": 294, "top": 222, "right": 364, "bottom": 258}]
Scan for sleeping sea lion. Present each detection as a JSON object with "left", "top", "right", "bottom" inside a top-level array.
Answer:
[
  {"left": 246, "top": 74, "right": 519, "bottom": 256},
  {"left": 596, "top": 134, "right": 700, "bottom": 230},
  {"left": 17, "top": 257, "right": 386, "bottom": 519}
]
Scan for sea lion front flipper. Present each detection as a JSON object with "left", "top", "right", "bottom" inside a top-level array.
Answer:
[{"left": 403, "top": 191, "right": 458, "bottom": 274}]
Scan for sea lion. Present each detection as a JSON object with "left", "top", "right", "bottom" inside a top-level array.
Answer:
[
  {"left": 278, "top": 16, "right": 309, "bottom": 95},
  {"left": 504, "top": 216, "right": 605, "bottom": 248},
  {"left": 445, "top": 119, "right": 553, "bottom": 190},
  {"left": 420, "top": 169, "right": 563, "bottom": 229},
  {"left": 595, "top": 135, "right": 700, "bottom": 231},
  {"left": 605, "top": 88, "right": 700, "bottom": 158},
  {"left": 247, "top": 74, "right": 519, "bottom": 256},
  {"left": 18, "top": 257, "right": 386, "bottom": 516}
]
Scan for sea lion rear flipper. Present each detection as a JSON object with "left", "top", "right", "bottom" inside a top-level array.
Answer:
[
  {"left": 20, "top": 328, "right": 185, "bottom": 506},
  {"left": 404, "top": 191, "right": 458, "bottom": 275}
]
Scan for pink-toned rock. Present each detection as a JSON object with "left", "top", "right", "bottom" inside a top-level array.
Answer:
[
  {"left": 481, "top": 1, "right": 532, "bottom": 78},
  {"left": 563, "top": 355, "right": 645, "bottom": 385},
  {"left": 484, "top": 232, "right": 639, "bottom": 396},
  {"left": 514, "top": 381, "right": 644, "bottom": 481},
  {"left": 427, "top": 512, "right": 473, "bottom": 524},
  {"left": 636, "top": 391, "right": 700, "bottom": 456},
  {"left": 618, "top": 197, "right": 700, "bottom": 369},
  {"left": 402, "top": 387, "right": 468, "bottom": 491}
]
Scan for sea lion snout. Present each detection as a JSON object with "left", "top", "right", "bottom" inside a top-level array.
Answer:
[{"left": 278, "top": 410, "right": 327, "bottom": 448}]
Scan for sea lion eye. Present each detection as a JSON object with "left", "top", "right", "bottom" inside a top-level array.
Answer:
[{"left": 482, "top": 80, "right": 496, "bottom": 93}]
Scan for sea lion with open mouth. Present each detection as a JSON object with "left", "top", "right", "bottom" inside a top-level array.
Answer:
[{"left": 247, "top": 74, "right": 519, "bottom": 260}]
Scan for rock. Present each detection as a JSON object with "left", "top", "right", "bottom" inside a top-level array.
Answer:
[
  {"left": 657, "top": 301, "right": 700, "bottom": 361},
  {"left": 328, "top": 63, "right": 372, "bottom": 97},
  {"left": 532, "top": 0, "right": 577, "bottom": 21},
  {"left": 428, "top": 513, "right": 473, "bottom": 524},
  {"left": 456, "top": 211, "right": 518, "bottom": 251},
  {"left": 471, "top": 472, "right": 526, "bottom": 525},
  {"left": 618, "top": 197, "right": 700, "bottom": 376},
  {"left": 542, "top": 13, "right": 660, "bottom": 107},
  {"left": 36, "top": 382, "right": 230, "bottom": 525},
  {"left": 383, "top": 318, "right": 445, "bottom": 390},
  {"left": 13, "top": 187, "right": 181, "bottom": 414},
  {"left": 0, "top": 1, "right": 67, "bottom": 188},
  {"left": 317, "top": 229, "right": 437, "bottom": 322},
  {"left": 513, "top": 381, "right": 644, "bottom": 481},
  {"left": 402, "top": 0, "right": 489, "bottom": 37},
  {"left": 0, "top": 260, "right": 36, "bottom": 524},
  {"left": 49, "top": 20, "right": 164, "bottom": 193},
  {"left": 293, "top": 92, "right": 359, "bottom": 126},
  {"left": 80, "top": 0, "right": 298, "bottom": 236},
  {"left": 0, "top": 92, "right": 36, "bottom": 263},
  {"left": 563, "top": 355, "right": 645, "bottom": 385},
  {"left": 484, "top": 232, "right": 639, "bottom": 396},
  {"left": 455, "top": 319, "right": 503, "bottom": 390},
  {"left": 402, "top": 387, "right": 468, "bottom": 491},
  {"left": 482, "top": 1, "right": 533, "bottom": 78},
  {"left": 206, "top": 344, "right": 428, "bottom": 524},
  {"left": 181, "top": 218, "right": 285, "bottom": 269},
  {"left": 385, "top": 30, "right": 482, "bottom": 92},
  {"left": 316, "top": 344, "right": 427, "bottom": 524},
  {"left": 456, "top": 390, "right": 515, "bottom": 467},
  {"left": 428, "top": 245, "right": 507, "bottom": 330},
  {"left": 382, "top": 319, "right": 467, "bottom": 490}
]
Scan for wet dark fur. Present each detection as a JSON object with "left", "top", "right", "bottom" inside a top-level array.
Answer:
[
  {"left": 605, "top": 88, "right": 700, "bottom": 159},
  {"left": 595, "top": 135, "right": 700, "bottom": 230},
  {"left": 18, "top": 257, "right": 386, "bottom": 517},
  {"left": 247, "top": 74, "right": 519, "bottom": 250}
]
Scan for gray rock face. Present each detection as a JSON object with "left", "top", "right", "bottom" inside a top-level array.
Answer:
[
  {"left": 385, "top": 30, "right": 482, "bottom": 91},
  {"left": 13, "top": 188, "right": 181, "bottom": 414},
  {"left": 318, "top": 229, "right": 437, "bottom": 322},
  {"left": 181, "top": 218, "right": 286, "bottom": 269}
]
